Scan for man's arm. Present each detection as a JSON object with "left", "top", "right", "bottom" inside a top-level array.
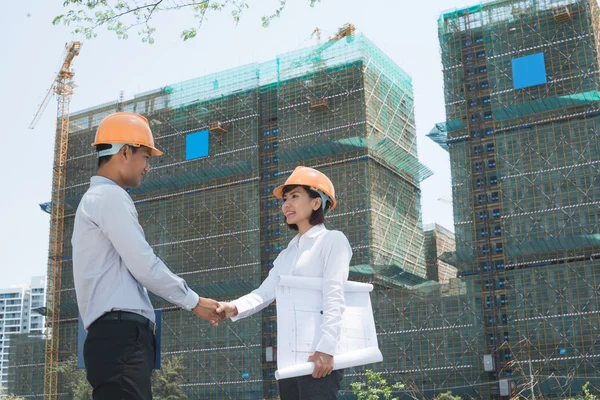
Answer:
[{"left": 98, "top": 188, "right": 221, "bottom": 321}]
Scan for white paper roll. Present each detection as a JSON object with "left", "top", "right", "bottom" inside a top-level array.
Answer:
[
  {"left": 274, "top": 347, "right": 383, "bottom": 380},
  {"left": 277, "top": 276, "right": 373, "bottom": 292}
]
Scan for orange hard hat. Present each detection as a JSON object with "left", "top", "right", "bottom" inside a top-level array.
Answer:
[
  {"left": 273, "top": 166, "right": 337, "bottom": 211},
  {"left": 92, "top": 112, "right": 163, "bottom": 157}
]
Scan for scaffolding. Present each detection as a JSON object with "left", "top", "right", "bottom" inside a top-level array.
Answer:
[
  {"left": 434, "top": 0, "right": 600, "bottom": 397},
  {"left": 6, "top": 334, "right": 46, "bottom": 397},
  {"left": 3, "top": 5, "right": 597, "bottom": 398},
  {"left": 8, "top": 31, "right": 442, "bottom": 399},
  {"left": 424, "top": 223, "right": 458, "bottom": 284}
]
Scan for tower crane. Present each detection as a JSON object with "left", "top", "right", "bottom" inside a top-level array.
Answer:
[
  {"left": 30, "top": 41, "right": 81, "bottom": 400},
  {"left": 438, "top": 197, "right": 453, "bottom": 206}
]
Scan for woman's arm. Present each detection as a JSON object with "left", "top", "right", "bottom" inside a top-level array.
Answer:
[
  {"left": 217, "top": 253, "right": 282, "bottom": 322},
  {"left": 311, "top": 231, "right": 352, "bottom": 378}
]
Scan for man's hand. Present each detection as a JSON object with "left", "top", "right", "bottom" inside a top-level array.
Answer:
[
  {"left": 215, "top": 302, "right": 239, "bottom": 319},
  {"left": 192, "top": 297, "right": 224, "bottom": 327},
  {"left": 308, "top": 351, "right": 334, "bottom": 379}
]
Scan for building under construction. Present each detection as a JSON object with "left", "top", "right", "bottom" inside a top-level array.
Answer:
[
  {"left": 429, "top": 0, "right": 600, "bottom": 397},
  {"left": 8, "top": 3, "right": 600, "bottom": 397},
  {"left": 8, "top": 27, "right": 441, "bottom": 399},
  {"left": 424, "top": 223, "right": 458, "bottom": 284}
]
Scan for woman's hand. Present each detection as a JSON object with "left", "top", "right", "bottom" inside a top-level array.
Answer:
[
  {"left": 213, "top": 302, "right": 239, "bottom": 326},
  {"left": 308, "top": 351, "right": 334, "bottom": 378}
]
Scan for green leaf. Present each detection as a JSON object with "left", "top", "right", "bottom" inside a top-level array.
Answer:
[{"left": 181, "top": 28, "right": 197, "bottom": 41}]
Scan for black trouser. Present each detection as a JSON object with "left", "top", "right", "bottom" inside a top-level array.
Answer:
[
  {"left": 278, "top": 370, "right": 344, "bottom": 400},
  {"left": 84, "top": 314, "right": 156, "bottom": 400}
]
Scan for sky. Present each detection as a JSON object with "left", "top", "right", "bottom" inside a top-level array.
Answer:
[{"left": 0, "top": 0, "right": 478, "bottom": 287}]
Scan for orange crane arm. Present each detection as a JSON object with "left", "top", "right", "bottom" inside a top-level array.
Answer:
[{"left": 30, "top": 42, "right": 81, "bottom": 130}]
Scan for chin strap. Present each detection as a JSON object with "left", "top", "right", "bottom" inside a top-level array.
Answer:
[
  {"left": 97, "top": 143, "right": 127, "bottom": 157},
  {"left": 312, "top": 188, "right": 332, "bottom": 214}
]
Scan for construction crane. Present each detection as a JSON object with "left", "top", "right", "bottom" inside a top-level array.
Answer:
[
  {"left": 328, "top": 23, "right": 355, "bottom": 42},
  {"left": 30, "top": 41, "right": 81, "bottom": 400},
  {"left": 310, "top": 27, "right": 322, "bottom": 45},
  {"left": 438, "top": 197, "right": 453, "bottom": 206},
  {"left": 289, "top": 24, "right": 356, "bottom": 70}
]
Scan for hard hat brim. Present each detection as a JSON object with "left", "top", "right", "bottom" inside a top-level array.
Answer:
[
  {"left": 149, "top": 147, "right": 164, "bottom": 157},
  {"left": 273, "top": 184, "right": 286, "bottom": 199},
  {"left": 272, "top": 184, "right": 337, "bottom": 211},
  {"left": 92, "top": 141, "right": 164, "bottom": 157}
]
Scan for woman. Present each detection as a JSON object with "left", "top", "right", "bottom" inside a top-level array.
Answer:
[{"left": 216, "top": 166, "right": 353, "bottom": 399}]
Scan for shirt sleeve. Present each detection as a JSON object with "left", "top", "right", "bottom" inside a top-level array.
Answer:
[
  {"left": 98, "top": 188, "right": 199, "bottom": 311},
  {"left": 230, "top": 253, "right": 282, "bottom": 321},
  {"left": 316, "top": 231, "right": 352, "bottom": 355}
]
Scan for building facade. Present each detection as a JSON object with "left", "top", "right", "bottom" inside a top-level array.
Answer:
[
  {"left": 431, "top": 0, "right": 600, "bottom": 397},
  {"left": 424, "top": 223, "right": 457, "bottom": 284},
  {"left": 0, "top": 276, "right": 45, "bottom": 395},
  {"left": 14, "top": 31, "right": 433, "bottom": 399}
]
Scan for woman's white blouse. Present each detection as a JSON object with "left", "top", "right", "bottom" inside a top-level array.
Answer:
[{"left": 231, "top": 224, "right": 352, "bottom": 356}]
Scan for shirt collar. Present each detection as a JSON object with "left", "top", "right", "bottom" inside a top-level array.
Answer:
[
  {"left": 90, "top": 176, "right": 120, "bottom": 187},
  {"left": 289, "top": 224, "right": 327, "bottom": 246}
]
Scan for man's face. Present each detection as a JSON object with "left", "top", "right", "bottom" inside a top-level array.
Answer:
[{"left": 123, "top": 146, "right": 151, "bottom": 188}]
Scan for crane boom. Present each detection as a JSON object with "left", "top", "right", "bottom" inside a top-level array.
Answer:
[
  {"left": 29, "top": 83, "right": 56, "bottom": 130},
  {"left": 39, "top": 41, "right": 81, "bottom": 400},
  {"left": 289, "top": 24, "right": 356, "bottom": 70},
  {"left": 29, "top": 44, "right": 80, "bottom": 130},
  {"left": 328, "top": 23, "right": 355, "bottom": 42}
]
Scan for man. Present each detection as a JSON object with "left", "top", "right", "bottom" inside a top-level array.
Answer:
[{"left": 72, "top": 112, "right": 222, "bottom": 399}]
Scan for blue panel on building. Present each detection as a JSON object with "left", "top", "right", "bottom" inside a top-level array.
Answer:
[
  {"left": 512, "top": 52, "right": 547, "bottom": 90},
  {"left": 186, "top": 130, "right": 210, "bottom": 160}
]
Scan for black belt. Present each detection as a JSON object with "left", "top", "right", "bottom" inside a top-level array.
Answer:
[{"left": 94, "top": 311, "right": 156, "bottom": 335}]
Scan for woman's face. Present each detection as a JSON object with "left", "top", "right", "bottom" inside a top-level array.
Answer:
[{"left": 281, "top": 186, "right": 320, "bottom": 226}]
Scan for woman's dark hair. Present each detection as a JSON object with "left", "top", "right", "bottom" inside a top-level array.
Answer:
[{"left": 282, "top": 185, "right": 326, "bottom": 231}]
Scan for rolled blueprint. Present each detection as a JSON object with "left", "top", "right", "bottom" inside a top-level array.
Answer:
[
  {"left": 277, "top": 275, "right": 373, "bottom": 292},
  {"left": 274, "top": 347, "right": 383, "bottom": 380}
]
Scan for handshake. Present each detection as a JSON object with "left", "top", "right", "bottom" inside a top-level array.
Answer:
[{"left": 192, "top": 297, "right": 238, "bottom": 327}]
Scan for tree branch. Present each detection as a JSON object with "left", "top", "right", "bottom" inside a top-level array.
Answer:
[
  {"left": 104, "top": 0, "right": 207, "bottom": 24},
  {"left": 54, "top": 0, "right": 322, "bottom": 43}
]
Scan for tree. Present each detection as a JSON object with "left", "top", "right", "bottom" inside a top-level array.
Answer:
[
  {"left": 151, "top": 355, "right": 188, "bottom": 400},
  {"left": 53, "top": 0, "right": 322, "bottom": 44},
  {"left": 562, "top": 382, "right": 599, "bottom": 400},
  {"left": 56, "top": 355, "right": 93, "bottom": 400},
  {"left": 350, "top": 369, "right": 405, "bottom": 400},
  {"left": 5, "top": 394, "right": 25, "bottom": 400}
]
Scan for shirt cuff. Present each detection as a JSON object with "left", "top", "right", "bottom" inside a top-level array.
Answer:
[
  {"left": 182, "top": 290, "right": 200, "bottom": 311},
  {"left": 316, "top": 334, "right": 337, "bottom": 356},
  {"left": 229, "top": 298, "right": 249, "bottom": 322}
]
